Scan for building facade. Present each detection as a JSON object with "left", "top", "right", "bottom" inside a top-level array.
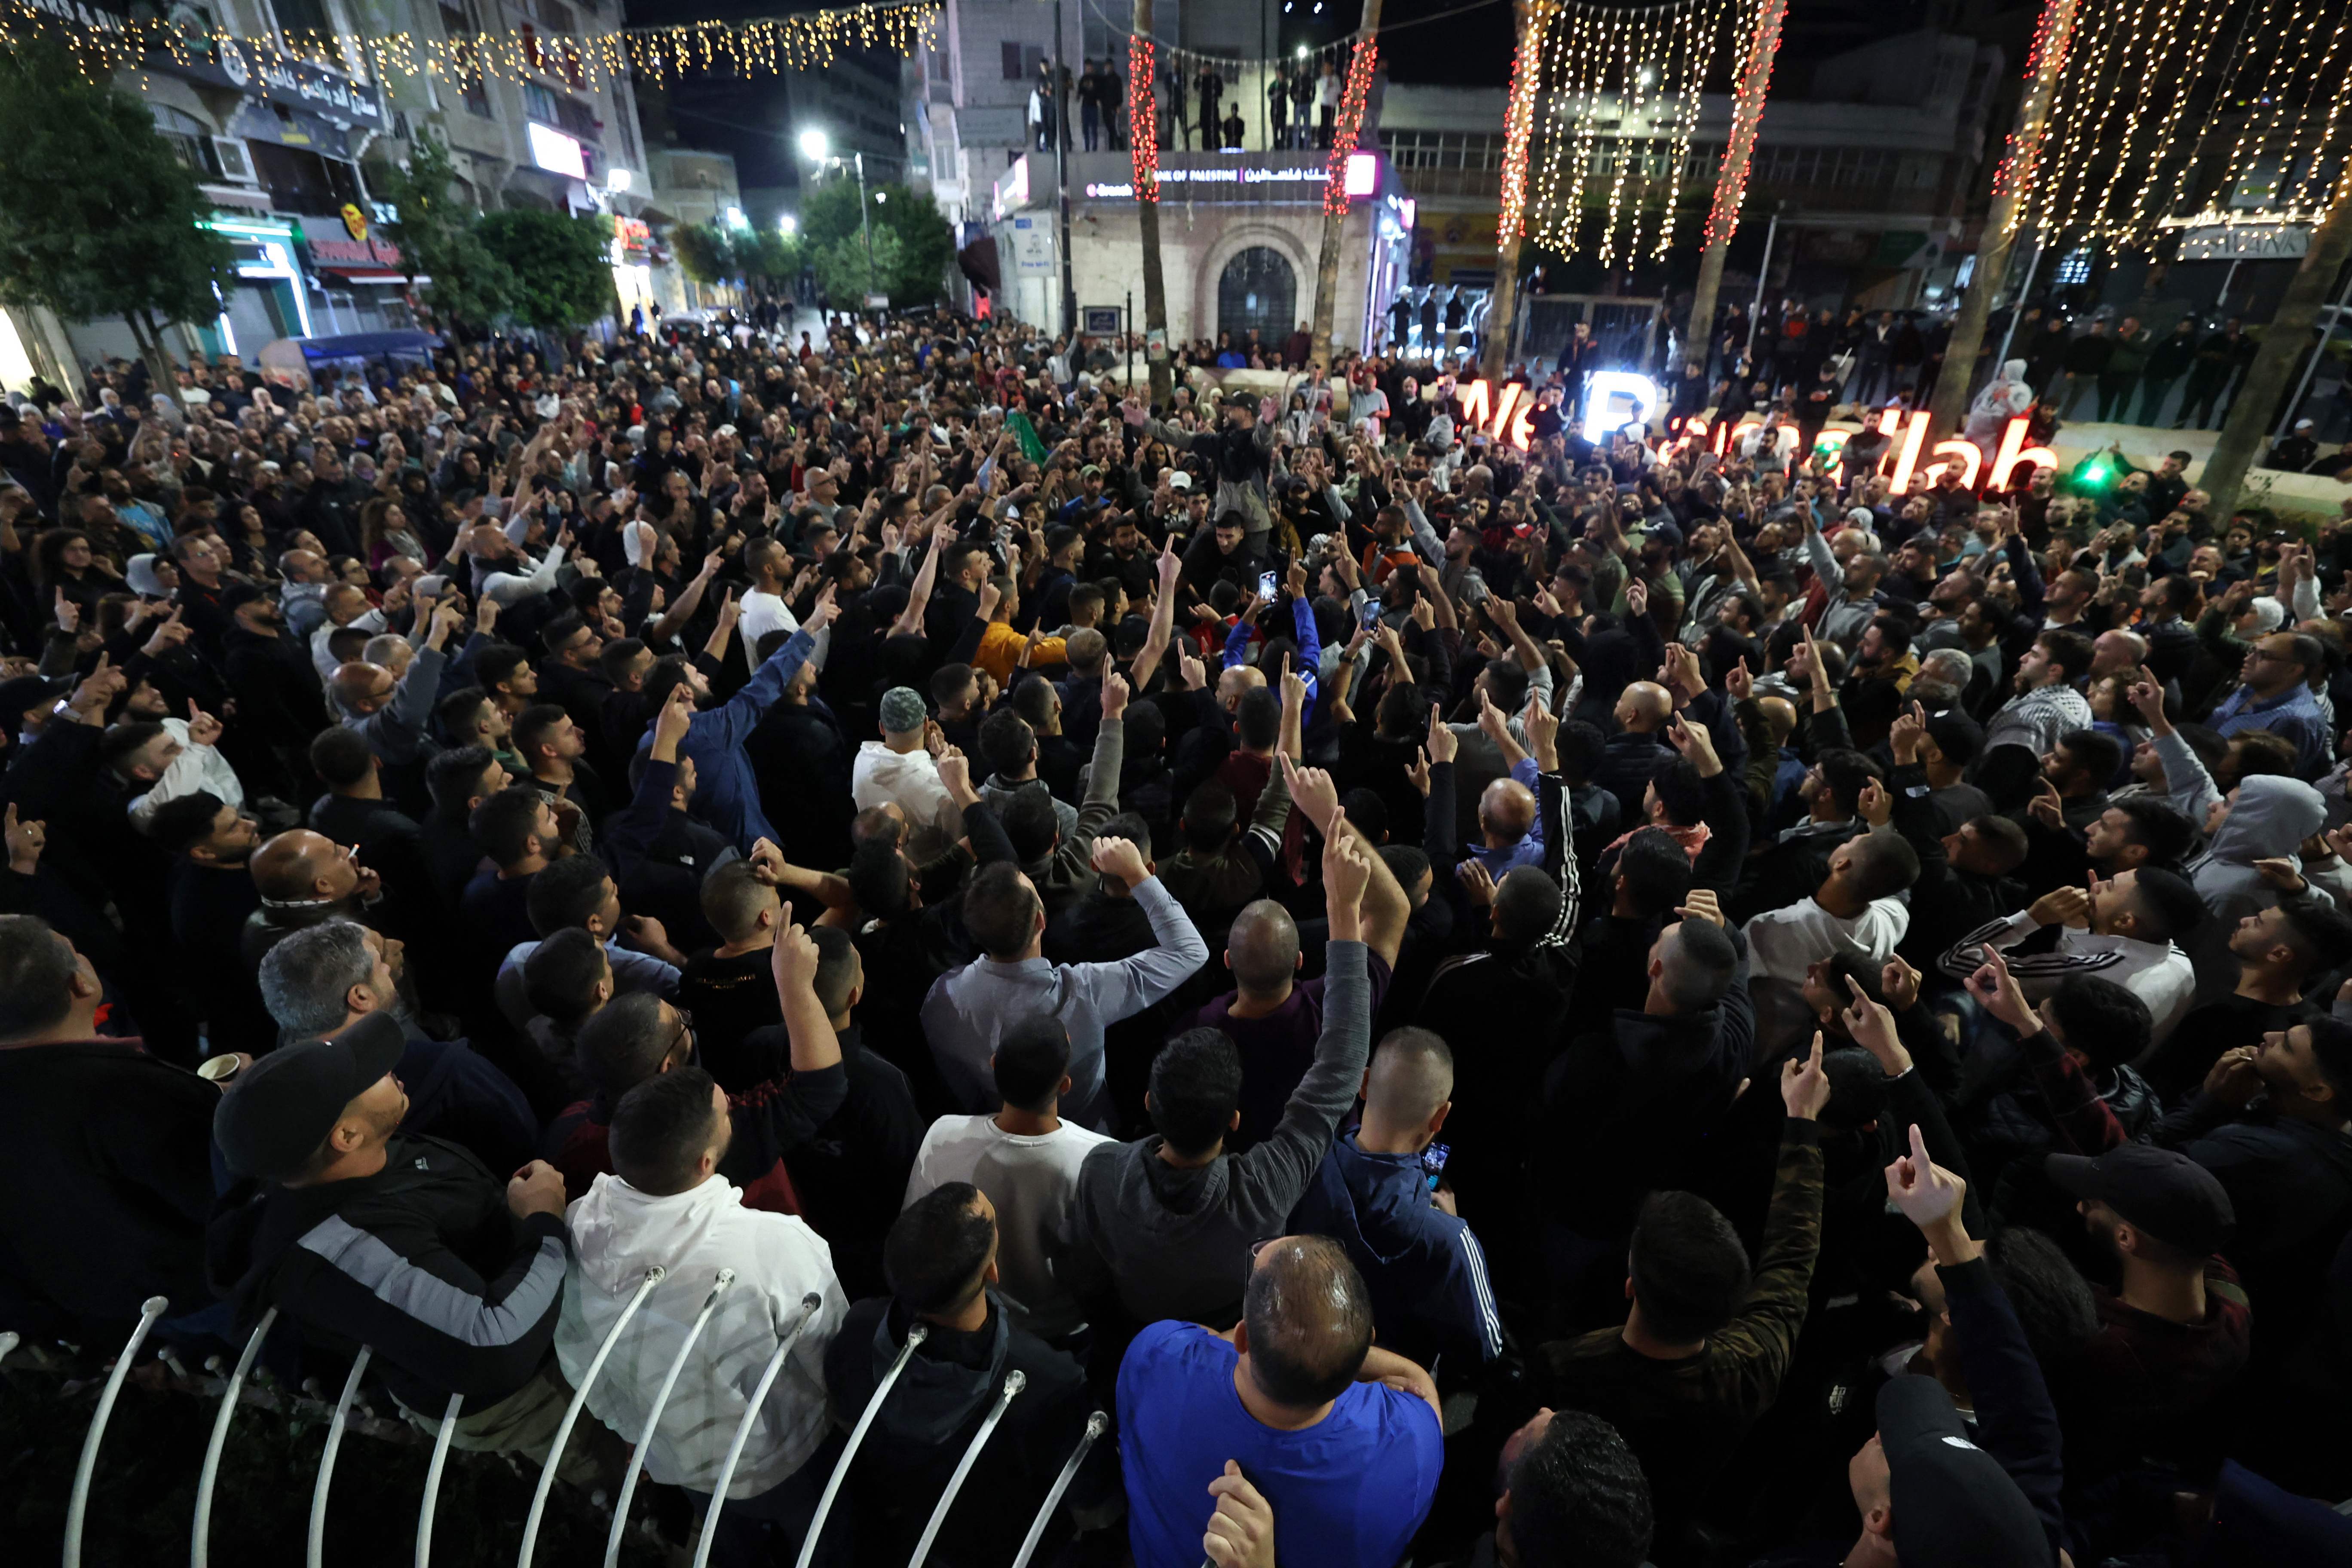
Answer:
[{"left": 1, "top": 0, "right": 661, "bottom": 390}]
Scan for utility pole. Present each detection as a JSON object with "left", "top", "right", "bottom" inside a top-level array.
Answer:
[
  {"left": 1482, "top": 0, "right": 1540, "bottom": 383},
  {"left": 1310, "top": 0, "right": 1382, "bottom": 368},
  {"left": 1052, "top": 0, "right": 1078, "bottom": 337},
  {"left": 1133, "top": 0, "right": 1174, "bottom": 407},
  {"left": 1926, "top": 0, "right": 2079, "bottom": 435},
  {"left": 854, "top": 151, "right": 876, "bottom": 303},
  {"left": 2200, "top": 170, "right": 2352, "bottom": 516},
  {"left": 1684, "top": 0, "right": 1786, "bottom": 380}
]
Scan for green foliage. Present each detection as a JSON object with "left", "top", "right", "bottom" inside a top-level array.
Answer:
[
  {"left": 812, "top": 227, "right": 905, "bottom": 309},
  {"left": 0, "top": 37, "right": 236, "bottom": 346},
  {"left": 747, "top": 228, "right": 805, "bottom": 287},
  {"left": 377, "top": 135, "right": 518, "bottom": 332},
  {"left": 477, "top": 208, "right": 615, "bottom": 329},
  {"left": 670, "top": 220, "right": 739, "bottom": 286},
  {"left": 672, "top": 222, "right": 803, "bottom": 290},
  {"left": 797, "top": 175, "right": 950, "bottom": 306}
]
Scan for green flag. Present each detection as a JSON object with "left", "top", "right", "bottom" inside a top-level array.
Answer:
[{"left": 1007, "top": 410, "right": 1050, "bottom": 464}]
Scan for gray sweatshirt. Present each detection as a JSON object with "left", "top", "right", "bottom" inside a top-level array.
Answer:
[{"left": 1063, "top": 941, "right": 1371, "bottom": 1328}]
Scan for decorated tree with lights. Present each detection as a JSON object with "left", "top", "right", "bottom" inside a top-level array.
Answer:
[{"left": 0, "top": 37, "right": 236, "bottom": 406}]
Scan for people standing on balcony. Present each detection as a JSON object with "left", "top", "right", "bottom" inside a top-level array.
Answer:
[
  {"left": 1196, "top": 60, "right": 1224, "bottom": 152},
  {"left": 1316, "top": 59, "right": 1340, "bottom": 150},
  {"left": 1266, "top": 64, "right": 1290, "bottom": 152}
]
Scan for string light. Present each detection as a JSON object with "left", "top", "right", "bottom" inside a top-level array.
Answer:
[
  {"left": 0, "top": 0, "right": 943, "bottom": 88},
  {"left": 1322, "top": 36, "right": 1377, "bottom": 217},
  {"left": 1127, "top": 34, "right": 1159, "bottom": 201},
  {"left": 1700, "top": 0, "right": 1781, "bottom": 252},
  {"left": 1496, "top": 0, "right": 1551, "bottom": 247}
]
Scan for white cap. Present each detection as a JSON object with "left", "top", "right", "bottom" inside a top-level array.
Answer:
[{"left": 1170, "top": 472, "right": 1193, "bottom": 491}]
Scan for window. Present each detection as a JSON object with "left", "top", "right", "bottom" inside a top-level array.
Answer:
[
  {"left": 441, "top": 3, "right": 494, "bottom": 117},
  {"left": 151, "top": 104, "right": 223, "bottom": 179},
  {"left": 271, "top": 0, "right": 334, "bottom": 48},
  {"left": 523, "top": 81, "right": 560, "bottom": 122},
  {"left": 1003, "top": 41, "right": 1024, "bottom": 80}
]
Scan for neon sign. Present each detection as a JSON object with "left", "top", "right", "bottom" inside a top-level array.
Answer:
[{"left": 1667, "top": 408, "right": 2057, "bottom": 495}]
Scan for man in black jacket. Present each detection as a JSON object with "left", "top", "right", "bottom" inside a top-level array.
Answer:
[
  {"left": 0, "top": 914, "right": 220, "bottom": 1340},
  {"left": 208, "top": 1011, "right": 580, "bottom": 1461},
  {"left": 823, "top": 1183, "right": 1108, "bottom": 1567}
]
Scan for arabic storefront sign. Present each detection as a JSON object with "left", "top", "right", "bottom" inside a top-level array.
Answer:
[
  {"left": 297, "top": 216, "right": 404, "bottom": 270},
  {"left": 31, "top": 0, "right": 386, "bottom": 131}
]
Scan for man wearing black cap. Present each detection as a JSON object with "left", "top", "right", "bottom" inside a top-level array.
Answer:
[
  {"left": 1827, "top": 1127, "right": 2064, "bottom": 1568},
  {"left": 2046, "top": 1144, "right": 2248, "bottom": 1478},
  {"left": 208, "top": 1011, "right": 580, "bottom": 1461}
]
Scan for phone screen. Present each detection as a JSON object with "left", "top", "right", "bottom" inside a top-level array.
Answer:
[
  {"left": 1258, "top": 570, "right": 1278, "bottom": 600},
  {"left": 1420, "top": 1142, "right": 1450, "bottom": 1191},
  {"left": 1360, "top": 595, "right": 1382, "bottom": 630}
]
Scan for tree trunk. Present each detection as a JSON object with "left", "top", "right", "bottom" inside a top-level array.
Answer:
[
  {"left": 1482, "top": 0, "right": 1539, "bottom": 383},
  {"left": 1684, "top": 0, "right": 1787, "bottom": 379},
  {"left": 1926, "top": 0, "right": 2079, "bottom": 435},
  {"left": 1133, "top": 0, "right": 1174, "bottom": 408},
  {"left": 1311, "top": 0, "right": 1384, "bottom": 369},
  {"left": 129, "top": 310, "right": 184, "bottom": 412},
  {"left": 2199, "top": 175, "right": 2352, "bottom": 517}
]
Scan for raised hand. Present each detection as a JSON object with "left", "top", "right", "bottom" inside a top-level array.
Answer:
[
  {"left": 1841, "top": 976, "right": 1911, "bottom": 1076},
  {"left": 1455, "top": 858, "right": 1497, "bottom": 908},
  {"left": 4, "top": 802, "right": 46, "bottom": 874},
  {"left": 1781, "top": 1032, "right": 1831, "bottom": 1121},
  {"left": 1424, "top": 703, "right": 1458, "bottom": 766},
  {"left": 185, "top": 699, "right": 224, "bottom": 748},
  {"left": 1101, "top": 669, "right": 1131, "bottom": 720},
  {"left": 772, "top": 920, "right": 822, "bottom": 996},
  {"left": 1281, "top": 752, "right": 1341, "bottom": 832},
  {"left": 1885, "top": 1123, "right": 1966, "bottom": 1231},
  {"left": 1090, "top": 834, "right": 1150, "bottom": 890},
  {"left": 1857, "top": 778, "right": 1893, "bottom": 829},
  {"left": 1202, "top": 1461, "right": 1276, "bottom": 1568},
  {"left": 1963, "top": 946, "right": 2038, "bottom": 1034}
]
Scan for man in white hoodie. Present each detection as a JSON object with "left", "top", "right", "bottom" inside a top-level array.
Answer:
[{"left": 557, "top": 925, "right": 851, "bottom": 1566}]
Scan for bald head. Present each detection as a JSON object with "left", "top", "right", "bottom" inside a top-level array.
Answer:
[
  {"left": 249, "top": 828, "right": 356, "bottom": 905},
  {"left": 1227, "top": 898, "right": 1301, "bottom": 993},
  {"left": 2090, "top": 628, "right": 2148, "bottom": 679},
  {"left": 1616, "top": 681, "right": 1672, "bottom": 734},
  {"left": 279, "top": 548, "right": 326, "bottom": 583},
  {"left": 332, "top": 661, "right": 397, "bottom": 717},
  {"left": 1217, "top": 664, "right": 1268, "bottom": 712},
  {"left": 1480, "top": 777, "right": 1537, "bottom": 845},
  {"left": 1364, "top": 1027, "right": 1455, "bottom": 1129}
]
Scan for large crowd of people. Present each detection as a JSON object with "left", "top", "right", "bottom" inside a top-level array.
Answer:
[{"left": 1, "top": 306, "right": 2350, "bottom": 1568}]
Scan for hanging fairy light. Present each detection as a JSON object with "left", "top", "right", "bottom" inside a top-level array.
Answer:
[
  {"left": 2021, "top": 0, "right": 2352, "bottom": 250},
  {"left": 1519, "top": 0, "right": 1736, "bottom": 263},
  {"left": 0, "top": 0, "right": 943, "bottom": 87}
]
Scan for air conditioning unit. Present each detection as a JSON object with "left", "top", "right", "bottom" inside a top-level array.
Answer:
[{"left": 208, "top": 136, "right": 260, "bottom": 184}]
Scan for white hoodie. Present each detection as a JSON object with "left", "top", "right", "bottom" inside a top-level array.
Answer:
[{"left": 557, "top": 1173, "right": 847, "bottom": 1499}]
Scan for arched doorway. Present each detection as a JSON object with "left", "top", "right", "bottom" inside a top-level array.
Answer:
[{"left": 1218, "top": 247, "right": 1296, "bottom": 346}]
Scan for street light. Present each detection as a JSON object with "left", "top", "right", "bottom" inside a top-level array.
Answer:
[
  {"left": 778, "top": 214, "right": 799, "bottom": 236},
  {"left": 723, "top": 205, "right": 747, "bottom": 229},
  {"left": 874, "top": 191, "right": 887, "bottom": 205},
  {"left": 796, "top": 125, "right": 876, "bottom": 306}
]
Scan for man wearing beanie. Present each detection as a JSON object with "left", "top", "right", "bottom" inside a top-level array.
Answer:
[
  {"left": 206, "top": 1012, "right": 580, "bottom": 1463},
  {"left": 851, "top": 685, "right": 961, "bottom": 864}
]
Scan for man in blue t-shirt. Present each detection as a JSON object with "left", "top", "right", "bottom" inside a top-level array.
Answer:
[{"left": 1117, "top": 1234, "right": 1445, "bottom": 1568}]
